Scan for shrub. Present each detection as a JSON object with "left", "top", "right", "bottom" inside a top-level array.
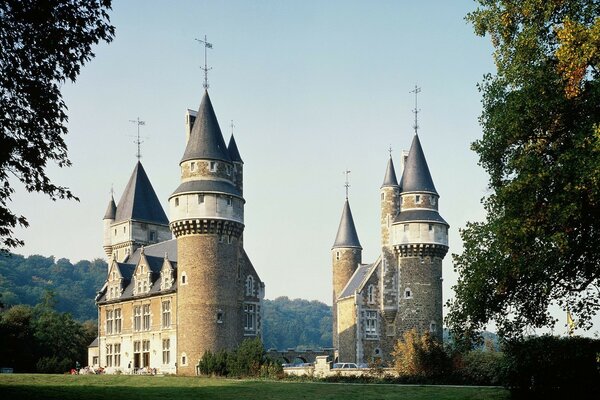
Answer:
[
  {"left": 502, "top": 335, "right": 600, "bottom": 398},
  {"left": 391, "top": 329, "right": 451, "bottom": 379},
  {"left": 455, "top": 350, "right": 505, "bottom": 386}
]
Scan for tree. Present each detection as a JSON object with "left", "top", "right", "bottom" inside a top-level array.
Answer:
[
  {"left": 0, "top": 0, "right": 115, "bottom": 250},
  {"left": 391, "top": 329, "right": 450, "bottom": 378},
  {"left": 447, "top": 0, "right": 600, "bottom": 341}
]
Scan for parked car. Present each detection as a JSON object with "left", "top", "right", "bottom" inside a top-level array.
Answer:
[{"left": 332, "top": 362, "right": 358, "bottom": 369}]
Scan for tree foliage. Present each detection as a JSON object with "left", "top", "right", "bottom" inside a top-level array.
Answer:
[
  {"left": 447, "top": 0, "right": 600, "bottom": 341},
  {"left": 391, "top": 329, "right": 450, "bottom": 378},
  {"left": 0, "top": 0, "right": 114, "bottom": 250}
]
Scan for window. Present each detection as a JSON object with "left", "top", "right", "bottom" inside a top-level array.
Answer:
[
  {"left": 227, "top": 196, "right": 232, "bottom": 206},
  {"left": 162, "top": 268, "right": 172, "bottom": 290},
  {"left": 162, "top": 339, "right": 170, "bottom": 364},
  {"left": 190, "top": 161, "right": 196, "bottom": 171},
  {"left": 381, "top": 192, "right": 385, "bottom": 200},
  {"left": 365, "top": 311, "right": 378, "bottom": 337},
  {"left": 430, "top": 195, "right": 437, "bottom": 205},
  {"left": 181, "top": 273, "right": 187, "bottom": 285},
  {"left": 114, "top": 308, "right": 122, "bottom": 333},
  {"left": 114, "top": 228, "right": 117, "bottom": 236},
  {"left": 175, "top": 198, "right": 179, "bottom": 207},
  {"left": 245, "top": 276, "right": 254, "bottom": 296},
  {"left": 143, "top": 304, "right": 151, "bottom": 331},
  {"left": 142, "top": 340, "right": 150, "bottom": 367},
  {"left": 404, "top": 224, "right": 408, "bottom": 232},
  {"left": 134, "top": 306, "right": 142, "bottom": 331},
  {"left": 133, "top": 341, "right": 141, "bottom": 369},
  {"left": 216, "top": 310, "right": 224, "bottom": 324},
  {"left": 106, "top": 310, "right": 113, "bottom": 335},
  {"left": 209, "top": 161, "right": 217, "bottom": 172},
  {"left": 226, "top": 164, "right": 231, "bottom": 175},
  {"left": 430, "top": 321, "right": 437, "bottom": 333},
  {"left": 149, "top": 231, "right": 156, "bottom": 241},
  {"left": 336, "top": 251, "right": 340, "bottom": 260},
  {"left": 429, "top": 224, "right": 433, "bottom": 231},
  {"left": 106, "top": 344, "right": 113, "bottom": 367},
  {"left": 181, "top": 353, "right": 187, "bottom": 366},
  {"left": 198, "top": 194, "right": 204, "bottom": 204},
  {"left": 244, "top": 304, "right": 256, "bottom": 331},
  {"left": 123, "top": 226, "right": 126, "bottom": 233},
  {"left": 367, "top": 285, "right": 375, "bottom": 304},
  {"left": 404, "top": 288, "right": 412, "bottom": 299},
  {"left": 415, "top": 195, "right": 421, "bottom": 203},
  {"left": 114, "top": 343, "right": 121, "bottom": 367},
  {"left": 162, "top": 301, "right": 171, "bottom": 328},
  {"left": 109, "top": 287, "right": 114, "bottom": 300}
]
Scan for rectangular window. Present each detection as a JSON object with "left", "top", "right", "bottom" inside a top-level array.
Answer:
[
  {"left": 429, "top": 224, "right": 433, "bottom": 231},
  {"left": 106, "top": 310, "right": 113, "bottom": 335},
  {"left": 198, "top": 194, "right": 204, "bottom": 204},
  {"left": 114, "top": 343, "right": 121, "bottom": 367},
  {"left": 365, "top": 310, "right": 378, "bottom": 337},
  {"left": 244, "top": 304, "right": 256, "bottom": 331},
  {"left": 134, "top": 305, "right": 142, "bottom": 332},
  {"left": 106, "top": 344, "right": 113, "bottom": 367},
  {"left": 162, "top": 339, "right": 170, "bottom": 364},
  {"left": 226, "top": 196, "right": 232, "bottom": 206},
  {"left": 210, "top": 161, "right": 217, "bottom": 172},
  {"left": 404, "top": 224, "right": 408, "bottom": 232},
  {"left": 114, "top": 308, "right": 122, "bottom": 333},
  {"left": 162, "top": 300, "right": 171, "bottom": 328},
  {"left": 175, "top": 198, "right": 179, "bottom": 207},
  {"left": 143, "top": 304, "right": 151, "bottom": 331},
  {"left": 142, "top": 340, "right": 150, "bottom": 368},
  {"left": 415, "top": 195, "right": 421, "bottom": 203},
  {"left": 133, "top": 340, "right": 141, "bottom": 369},
  {"left": 190, "top": 161, "right": 196, "bottom": 171},
  {"left": 149, "top": 231, "right": 156, "bottom": 241}
]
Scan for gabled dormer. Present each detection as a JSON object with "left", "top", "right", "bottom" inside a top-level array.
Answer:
[
  {"left": 160, "top": 253, "right": 175, "bottom": 291},
  {"left": 132, "top": 248, "right": 152, "bottom": 296},
  {"left": 106, "top": 260, "right": 125, "bottom": 301}
]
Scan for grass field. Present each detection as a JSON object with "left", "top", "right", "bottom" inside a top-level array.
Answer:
[{"left": 0, "top": 374, "right": 509, "bottom": 400}]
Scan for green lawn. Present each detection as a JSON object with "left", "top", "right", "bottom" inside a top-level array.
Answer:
[{"left": 0, "top": 374, "right": 509, "bottom": 400}]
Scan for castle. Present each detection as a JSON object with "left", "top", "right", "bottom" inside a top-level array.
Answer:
[
  {"left": 89, "top": 89, "right": 264, "bottom": 376},
  {"left": 332, "top": 133, "right": 449, "bottom": 364}
]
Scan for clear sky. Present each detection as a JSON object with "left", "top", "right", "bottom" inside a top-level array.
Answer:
[{"left": 10, "top": 1, "right": 596, "bottom": 335}]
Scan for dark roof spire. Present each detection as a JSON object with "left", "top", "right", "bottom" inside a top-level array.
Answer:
[
  {"left": 181, "top": 91, "right": 231, "bottom": 163},
  {"left": 332, "top": 199, "right": 362, "bottom": 249},
  {"left": 381, "top": 156, "right": 399, "bottom": 188},
  {"left": 103, "top": 194, "right": 117, "bottom": 220},
  {"left": 228, "top": 134, "right": 243, "bottom": 163},
  {"left": 114, "top": 162, "right": 169, "bottom": 225},
  {"left": 399, "top": 134, "right": 438, "bottom": 195}
]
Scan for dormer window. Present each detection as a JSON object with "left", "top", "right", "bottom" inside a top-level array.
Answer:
[{"left": 210, "top": 161, "right": 217, "bottom": 172}]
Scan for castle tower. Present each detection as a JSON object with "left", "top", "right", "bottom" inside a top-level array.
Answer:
[
  {"left": 169, "top": 90, "right": 245, "bottom": 375},
  {"left": 332, "top": 198, "right": 362, "bottom": 350},
  {"left": 380, "top": 157, "right": 400, "bottom": 325},
  {"left": 102, "top": 162, "right": 171, "bottom": 263},
  {"left": 391, "top": 134, "right": 448, "bottom": 341}
]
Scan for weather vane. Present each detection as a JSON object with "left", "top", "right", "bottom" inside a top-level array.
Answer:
[
  {"left": 195, "top": 35, "right": 213, "bottom": 89},
  {"left": 129, "top": 117, "right": 146, "bottom": 160},
  {"left": 388, "top": 145, "right": 393, "bottom": 157},
  {"left": 410, "top": 84, "right": 421, "bottom": 135},
  {"left": 344, "top": 169, "right": 351, "bottom": 199}
]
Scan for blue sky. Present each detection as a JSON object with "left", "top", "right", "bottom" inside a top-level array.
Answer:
[{"left": 10, "top": 1, "right": 594, "bottom": 335}]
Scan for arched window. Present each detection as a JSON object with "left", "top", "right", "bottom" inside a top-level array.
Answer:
[
  {"left": 367, "top": 285, "right": 375, "bottom": 304},
  {"left": 245, "top": 275, "right": 254, "bottom": 296},
  {"left": 404, "top": 287, "right": 412, "bottom": 299}
]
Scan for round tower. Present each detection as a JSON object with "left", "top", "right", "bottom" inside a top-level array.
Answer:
[
  {"left": 380, "top": 156, "right": 400, "bottom": 324},
  {"left": 169, "top": 90, "right": 245, "bottom": 375},
  {"left": 331, "top": 198, "right": 362, "bottom": 350},
  {"left": 102, "top": 195, "right": 116, "bottom": 261},
  {"left": 391, "top": 134, "right": 448, "bottom": 341}
]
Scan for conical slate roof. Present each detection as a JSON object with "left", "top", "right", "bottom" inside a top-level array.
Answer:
[
  {"left": 332, "top": 199, "right": 362, "bottom": 249},
  {"left": 103, "top": 195, "right": 117, "bottom": 220},
  {"left": 399, "top": 134, "right": 438, "bottom": 195},
  {"left": 228, "top": 134, "right": 243, "bottom": 163},
  {"left": 114, "top": 162, "right": 169, "bottom": 225},
  {"left": 381, "top": 157, "right": 399, "bottom": 187},
  {"left": 181, "top": 90, "right": 231, "bottom": 164}
]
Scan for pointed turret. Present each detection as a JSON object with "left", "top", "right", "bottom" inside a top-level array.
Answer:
[
  {"left": 103, "top": 195, "right": 117, "bottom": 220},
  {"left": 332, "top": 200, "right": 362, "bottom": 249},
  {"left": 181, "top": 90, "right": 231, "bottom": 164},
  {"left": 399, "top": 134, "right": 437, "bottom": 195},
  {"left": 115, "top": 161, "right": 168, "bottom": 225},
  {"left": 103, "top": 195, "right": 117, "bottom": 261},
  {"left": 227, "top": 134, "right": 243, "bottom": 163},
  {"left": 381, "top": 157, "right": 399, "bottom": 188}
]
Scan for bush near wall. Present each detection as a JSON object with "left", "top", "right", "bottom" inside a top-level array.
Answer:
[{"left": 502, "top": 335, "right": 600, "bottom": 398}]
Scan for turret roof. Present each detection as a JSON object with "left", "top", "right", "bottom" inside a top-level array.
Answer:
[
  {"left": 332, "top": 199, "right": 362, "bottom": 249},
  {"left": 227, "top": 134, "right": 243, "bottom": 163},
  {"left": 394, "top": 209, "right": 448, "bottom": 226},
  {"left": 114, "top": 162, "right": 169, "bottom": 225},
  {"left": 103, "top": 195, "right": 116, "bottom": 220},
  {"left": 181, "top": 90, "right": 231, "bottom": 163},
  {"left": 381, "top": 157, "right": 399, "bottom": 187},
  {"left": 399, "top": 134, "right": 438, "bottom": 195}
]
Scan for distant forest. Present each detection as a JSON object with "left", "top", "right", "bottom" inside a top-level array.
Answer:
[{"left": 0, "top": 253, "right": 333, "bottom": 350}]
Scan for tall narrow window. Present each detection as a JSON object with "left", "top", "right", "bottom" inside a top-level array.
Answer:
[
  {"left": 367, "top": 285, "right": 375, "bottom": 304},
  {"left": 106, "top": 310, "right": 113, "bottom": 335},
  {"left": 162, "top": 339, "right": 170, "bottom": 364},
  {"left": 143, "top": 304, "right": 151, "bottom": 331},
  {"left": 429, "top": 224, "right": 433, "bottom": 231},
  {"left": 415, "top": 195, "right": 421, "bottom": 203},
  {"left": 133, "top": 341, "right": 141, "bottom": 369},
  {"left": 227, "top": 196, "right": 232, "bottom": 206},
  {"left": 162, "top": 300, "right": 171, "bottom": 328},
  {"left": 175, "top": 198, "right": 179, "bottom": 207},
  {"left": 365, "top": 311, "right": 378, "bottom": 337},
  {"left": 114, "top": 308, "right": 122, "bottom": 333},
  {"left": 114, "top": 343, "right": 121, "bottom": 367},
  {"left": 209, "top": 161, "right": 217, "bottom": 172},
  {"left": 134, "top": 305, "right": 142, "bottom": 332},
  {"left": 106, "top": 344, "right": 113, "bottom": 367},
  {"left": 244, "top": 304, "right": 256, "bottom": 332},
  {"left": 190, "top": 161, "right": 196, "bottom": 171},
  {"left": 245, "top": 276, "right": 254, "bottom": 296},
  {"left": 142, "top": 340, "right": 150, "bottom": 367},
  {"left": 198, "top": 194, "right": 204, "bottom": 204}
]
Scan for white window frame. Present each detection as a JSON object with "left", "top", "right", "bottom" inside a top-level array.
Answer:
[
  {"left": 365, "top": 310, "right": 378, "bottom": 338},
  {"left": 162, "top": 300, "right": 171, "bottom": 328},
  {"left": 244, "top": 303, "right": 256, "bottom": 332},
  {"left": 143, "top": 304, "right": 151, "bottom": 331}
]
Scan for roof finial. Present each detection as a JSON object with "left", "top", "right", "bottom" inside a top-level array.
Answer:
[
  {"left": 129, "top": 117, "right": 146, "bottom": 161},
  {"left": 410, "top": 84, "right": 421, "bottom": 135},
  {"left": 344, "top": 169, "right": 351, "bottom": 200},
  {"left": 388, "top": 145, "right": 393, "bottom": 158},
  {"left": 230, "top": 120, "right": 235, "bottom": 135},
  {"left": 110, "top": 184, "right": 114, "bottom": 198},
  {"left": 195, "top": 35, "right": 213, "bottom": 89}
]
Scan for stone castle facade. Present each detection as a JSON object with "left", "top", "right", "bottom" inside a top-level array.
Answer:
[
  {"left": 332, "top": 133, "right": 449, "bottom": 364},
  {"left": 91, "top": 89, "right": 264, "bottom": 376}
]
